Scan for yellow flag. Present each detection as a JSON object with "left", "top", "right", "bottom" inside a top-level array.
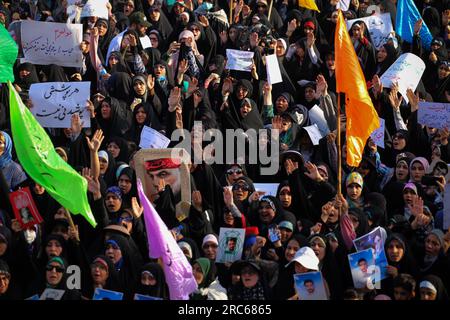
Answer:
[
  {"left": 298, "top": 0, "right": 320, "bottom": 12},
  {"left": 334, "top": 10, "right": 379, "bottom": 167}
]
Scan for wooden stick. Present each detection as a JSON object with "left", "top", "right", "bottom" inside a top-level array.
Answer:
[
  {"left": 268, "top": 0, "right": 274, "bottom": 21},
  {"left": 64, "top": 208, "right": 80, "bottom": 242},
  {"left": 337, "top": 93, "right": 342, "bottom": 196},
  {"left": 229, "top": 1, "right": 233, "bottom": 25}
]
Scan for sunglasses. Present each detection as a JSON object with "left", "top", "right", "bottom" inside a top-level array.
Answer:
[
  {"left": 232, "top": 183, "right": 250, "bottom": 191},
  {"left": 46, "top": 265, "right": 65, "bottom": 273},
  {"left": 203, "top": 243, "right": 218, "bottom": 249},
  {"left": 227, "top": 168, "right": 243, "bottom": 175}
]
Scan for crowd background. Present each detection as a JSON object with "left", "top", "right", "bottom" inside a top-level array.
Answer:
[{"left": 0, "top": 0, "right": 449, "bottom": 301}]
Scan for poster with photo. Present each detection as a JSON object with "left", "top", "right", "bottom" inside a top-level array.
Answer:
[
  {"left": 9, "top": 187, "right": 43, "bottom": 229},
  {"left": 353, "top": 227, "right": 388, "bottom": 281},
  {"left": 215, "top": 228, "right": 245, "bottom": 264},
  {"left": 348, "top": 248, "right": 381, "bottom": 289},
  {"left": 39, "top": 288, "right": 65, "bottom": 300},
  {"left": 92, "top": 288, "right": 124, "bottom": 300},
  {"left": 294, "top": 271, "right": 328, "bottom": 300}
]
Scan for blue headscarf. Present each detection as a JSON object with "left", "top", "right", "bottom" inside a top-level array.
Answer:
[{"left": 0, "top": 131, "right": 12, "bottom": 169}]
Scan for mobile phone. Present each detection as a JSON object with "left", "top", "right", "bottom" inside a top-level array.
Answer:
[
  {"left": 268, "top": 224, "right": 279, "bottom": 242},
  {"left": 421, "top": 175, "right": 440, "bottom": 186}
]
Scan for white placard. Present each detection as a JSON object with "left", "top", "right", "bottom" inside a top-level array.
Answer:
[
  {"left": 81, "top": 0, "right": 109, "bottom": 20},
  {"left": 139, "top": 125, "right": 170, "bottom": 149},
  {"left": 346, "top": 13, "right": 394, "bottom": 49},
  {"left": 21, "top": 21, "right": 83, "bottom": 68},
  {"left": 140, "top": 36, "right": 152, "bottom": 49},
  {"left": 309, "top": 104, "right": 330, "bottom": 136},
  {"left": 225, "top": 49, "right": 254, "bottom": 72},
  {"left": 418, "top": 102, "right": 450, "bottom": 130},
  {"left": 253, "top": 183, "right": 279, "bottom": 196},
  {"left": 380, "top": 53, "right": 425, "bottom": 104},
  {"left": 303, "top": 124, "right": 323, "bottom": 146},
  {"left": 444, "top": 184, "right": 450, "bottom": 230},
  {"left": 40, "top": 288, "right": 65, "bottom": 300},
  {"left": 370, "top": 117, "right": 385, "bottom": 148},
  {"left": 265, "top": 54, "right": 282, "bottom": 85},
  {"left": 29, "top": 82, "right": 91, "bottom": 128}
]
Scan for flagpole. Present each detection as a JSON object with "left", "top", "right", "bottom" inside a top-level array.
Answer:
[
  {"left": 268, "top": 0, "right": 273, "bottom": 21},
  {"left": 229, "top": 1, "right": 233, "bottom": 25},
  {"left": 337, "top": 93, "right": 342, "bottom": 196}
]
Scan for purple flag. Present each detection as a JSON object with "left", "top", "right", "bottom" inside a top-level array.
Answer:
[{"left": 137, "top": 179, "right": 197, "bottom": 300}]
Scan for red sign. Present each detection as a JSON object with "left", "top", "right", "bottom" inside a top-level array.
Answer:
[{"left": 9, "top": 187, "right": 43, "bottom": 229}]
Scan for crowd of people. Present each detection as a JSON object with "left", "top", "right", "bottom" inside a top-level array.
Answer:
[{"left": 0, "top": 0, "right": 450, "bottom": 301}]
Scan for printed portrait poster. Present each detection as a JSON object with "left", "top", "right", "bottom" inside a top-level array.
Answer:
[
  {"left": 348, "top": 248, "right": 381, "bottom": 290},
  {"left": 216, "top": 228, "right": 245, "bottom": 264},
  {"left": 40, "top": 288, "right": 65, "bottom": 300},
  {"left": 8, "top": 187, "right": 43, "bottom": 229},
  {"left": 93, "top": 288, "right": 124, "bottom": 300},
  {"left": 353, "top": 226, "right": 389, "bottom": 281},
  {"left": 294, "top": 271, "right": 328, "bottom": 300},
  {"left": 134, "top": 148, "right": 191, "bottom": 222}
]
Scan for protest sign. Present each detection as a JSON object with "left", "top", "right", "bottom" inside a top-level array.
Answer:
[
  {"left": 370, "top": 117, "right": 385, "bottom": 148},
  {"left": 140, "top": 36, "right": 152, "bottom": 49},
  {"left": 418, "top": 102, "right": 450, "bottom": 129},
  {"left": 25, "top": 294, "right": 40, "bottom": 300},
  {"left": 81, "top": 0, "right": 109, "bottom": 20},
  {"left": 346, "top": 13, "right": 394, "bottom": 49},
  {"left": 380, "top": 53, "right": 425, "bottom": 104},
  {"left": 265, "top": 54, "right": 282, "bottom": 85},
  {"left": 444, "top": 184, "right": 450, "bottom": 230},
  {"left": 139, "top": 125, "right": 171, "bottom": 149},
  {"left": 348, "top": 249, "right": 380, "bottom": 289},
  {"left": 309, "top": 105, "right": 330, "bottom": 136},
  {"left": 353, "top": 226, "right": 389, "bottom": 281},
  {"left": 93, "top": 288, "right": 124, "bottom": 300},
  {"left": 216, "top": 228, "right": 245, "bottom": 264},
  {"left": 253, "top": 183, "right": 279, "bottom": 196},
  {"left": 21, "top": 21, "right": 83, "bottom": 68},
  {"left": 40, "top": 289, "right": 65, "bottom": 300},
  {"left": 294, "top": 272, "right": 328, "bottom": 300},
  {"left": 303, "top": 124, "right": 323, "bottom": 146},
  {"left": 226, "top": 49, "right": 254, "bottom": 72},
  {"left": 9, "top": 187, "right": 43, "bottom": 230},
  {"left": 29, "top": 82, "right": 91, "bottom": 128}
]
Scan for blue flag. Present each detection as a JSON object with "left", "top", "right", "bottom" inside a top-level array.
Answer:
[{"left": 396, "top": 0, "right": 433, "bottom": 50}]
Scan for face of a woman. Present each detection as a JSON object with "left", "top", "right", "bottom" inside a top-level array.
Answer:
[
  {"left": 232, "top": 180, "right": 250, "bottom": 201},
  {"left": 105, "top": 244, "right": 123, "bottom": 264},
  {"left": 107, "top": 142, "right": 120, "bottom": 158},
  {"left": 134, "top": 80, "right": 146, "bottom": 96},
  {"left": 310, "top": 238, "right": 326, "bottom": 261},
  {"left": 294, "top": 261, "right": 309, "bottom": 274},
  {"left": 420, "top": 287, "right": 437, "bottom": 300},
  {"left": 241, "top": 266, "right": 259, "bottom": 288},
  {"left": 276, "top": 40, "right": 286, "bottom": 57},
  {"left": 227, "top": 166, "right": 243, "bottom": 184},
  {"left": 377, "top": 46, "right": 387, "bottom": 62},
  {"left": 285, "top": 240, "right": 300, "bottom": 262},
  {"left": 387, "top": 239, "right": 404, "bottom": 263},
  {"left": 99, "top": 157, "right": 108, "bottom": 174},
  {"left": 424, "top": 234, "right": 441, "bottom": 257},
  {"left": 98, "top": 23, "right": 108, "bottom": 36},
  {"left": 91, "top": 263, "right": 109, "bottom": 285},
  {"left": 410, "top": 161, "right": 425, "bottom": 183},
  {"left": 392, "top": 134, "right": 406, "bottom": 150},
  {"left": 46, "top": 263, "right": 64, "bottom": 286},
  {"left": 236, "top": 85, "right": 249, "bottom": 100},
  {"left": 240, "top": 100, "right": 252, "bottom": 118},
  {"left": 192, "top": 263, "right": 204, "bottom": 285},
  {"left": 279, "top": 186, "right": 292, "bottom": 208},
  {"left": 135, "top": 107, "right": 147, "bottom": 125},
  {"left": 141, "top": 272, "right": 156, "bottom": 286},
  {"left": 346, "top": 183, "right": 362, "bottom": 201},
  {"left": 438, "top": 64, "right": 450, "bottom": 80},
  {"left": 202, "top": 242, "right": 218, "bottom": 260},
  {"left": 229, "top": 28, "right": 238, "bottom": 42},
  {"left": 352, "top": 24, "right": 362, "bottom": 40},
  {"left": 118, "top": 174, "right": 132, "bottom": 194},
  {"left": 19, "top": 69, "right": 31, "bottom": 79},
  {"left": 395, "top": 161, "right": 409, "bottom": 181},
  {"left": 46, "top": 240, "right": 63, "bottom": 258},
  {"left": 101, "top": 102, "right": 111, "bottom": 119},
  {"left": 259, "top": 202, "right": 276, "bottom": 224},
  {"left": 275, "top": 96, "right": 289, "bottom": 114}
]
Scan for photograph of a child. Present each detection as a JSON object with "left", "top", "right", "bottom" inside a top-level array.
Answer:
[
  {"left": 216, "top": 228, "right": 245, "bottom": 264},
  {"left": 293, "top": 271, "right": 328, "bottom": 300},
  {"left": 353, "top": 227, "right": 388, "bottom": 281},
  {"left": 348, "top": 248, "right": 381, "bottom": 289}
]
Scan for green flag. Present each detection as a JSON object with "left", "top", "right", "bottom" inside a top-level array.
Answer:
[
  {"left": 8, "top": 81, "right": 97, "bottom": 227},
  {"left": 0, "top": 24, "right": 18, "bottom": 83}
]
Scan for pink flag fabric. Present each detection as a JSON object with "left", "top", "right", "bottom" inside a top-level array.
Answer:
[{"left": 137, "top": 179, "right": 197, "bottom": 300}]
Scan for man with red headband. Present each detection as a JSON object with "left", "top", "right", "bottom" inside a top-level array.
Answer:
[{"left": 144, "top": 158, "right": 182, "bottom": 203}]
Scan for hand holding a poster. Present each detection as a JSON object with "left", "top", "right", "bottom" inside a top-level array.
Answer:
[
  {"left": 406, "top": 88, "right": 420, "bottom": 112},
  {"left": 388, "top": 82, "right": 403, "bottom": 111}
]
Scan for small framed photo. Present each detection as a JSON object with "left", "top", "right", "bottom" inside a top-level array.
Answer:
[
  {"left": 40, "top": 288, "right": 65, "bottom": 300},
  {"left": 294, "top": 271, "right": 328, "bottom": 300},
  {"left": 215, "top": 228, "right": 245, "bottom": 264},
  {"left": 9, "top": 187, "right": 43, "bottom": 229}
]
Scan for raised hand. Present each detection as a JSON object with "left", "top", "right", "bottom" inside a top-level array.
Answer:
[
  {"left": 147, "top": 74, "right": 155, "bottom": 91},
  {"left": 304, "top": 161, "right": 323, "bottom": 182},
  {"left": 222, "top": 77, "right": 233, "bottom": 96},
  {"left": 86, "top": 99, "right": 95, "bottom": 118},
  {"left": 406, "top": 88, "right": 420, "bottom": 112},
  {"left": 178, "top": 59, "right": 189, "bottom": 75},
  {"left": 192, "top": 191, "right": 203, "bottom": 212},
  {"left": 131, "top": 197, "right": 143, "bottom": 218},
  {"left": 86, "top": 129, "right": 104, "bottom": 152},
  {"left": 284, "top": 158, "right": 298, "bottom": 175},
  {"left": 168, "top": 87, "right": 182, "bottom": 112},
  {"left": 414, "top": 19, "right": 423, "bottom": 35},
  {"left": 372, "top": 74, "right": 383, "bottom": 96},
  {"left": 70, "top": 113, "right": 84, "bottom": 136},
  {"left": 198, "top": 15, "right": 209, "bottom": 28},
  {"left": 223, "top": 186, "right": 234, "bottom": 208},
  {"left": 389, "top": 82, "right": 403, "bottom": 111},
  {"left": 272, "top": 115, "right": 283, "bottom": 130},
  {"left": 315, "top": 74, "right": 328, "bottom": 98}
]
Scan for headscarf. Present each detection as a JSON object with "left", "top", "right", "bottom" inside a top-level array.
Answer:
[
  {"left": 15, "top": 62, "right": 39, "bottom": 91},
  {"left": 136, "top": 263, "right": 168, "bottom": 299},
  {"left": 0, "top": 131, "right": 12, "bottom": 169},
  {"left": 194, "top": 257, "right": 216, "bottom": 289},
  {"left": 420, "top": 275, "right": 449, "bottom": 301}
]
